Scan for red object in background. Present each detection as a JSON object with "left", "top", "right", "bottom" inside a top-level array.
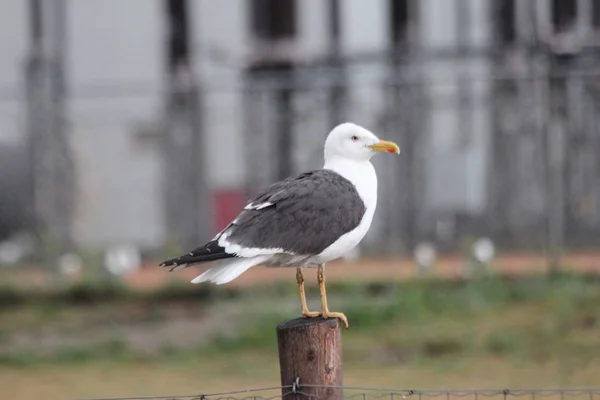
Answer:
[{"left": 212, "top": 190, "right": 247, "bottom": 234}]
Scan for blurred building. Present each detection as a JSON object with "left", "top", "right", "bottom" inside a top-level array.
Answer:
[{"left": 0, "top": 0, "right": 599, "bottom": 255}]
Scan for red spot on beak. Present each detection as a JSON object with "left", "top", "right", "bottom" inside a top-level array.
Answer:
[{"left": 387, "top": 149, "right": 396, "bottom": 154}]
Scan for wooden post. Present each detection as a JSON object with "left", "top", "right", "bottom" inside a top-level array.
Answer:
[{"left": 277, "top": 317, "right": 343, "bottom": 400}]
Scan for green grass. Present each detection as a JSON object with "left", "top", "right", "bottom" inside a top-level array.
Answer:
[
  {"left": 195, "top": 272, "right": 600, "bottom": 354},
  {"left": 1, "top": 271, "right": 600, "bottom": 366},
  {"left": 3, "top": 272, "right": 600, "bottom": 399}
]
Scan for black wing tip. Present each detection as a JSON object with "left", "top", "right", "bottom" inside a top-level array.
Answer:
[
  {"left": 158, "top": 241, "right": 236, "bottom": 271},
  {"left": 159, "top": 251, "right": 194, "bottom": 268},
  {"left": 158, "top": 257, "right": 178, "bottom": 267},
  {"left": 159, "top": 259, "right": 192, "bottom": 273},
  {"left": 158, "top": 259, "right": 180, "bottom": 271}
]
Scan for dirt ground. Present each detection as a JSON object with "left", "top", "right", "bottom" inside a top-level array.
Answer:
[
  {"left": 125, "top": 251, "right": 600, "bottom": 290},
  {"left": 6, "top": 251, "right": 600, "bottom": 290}
]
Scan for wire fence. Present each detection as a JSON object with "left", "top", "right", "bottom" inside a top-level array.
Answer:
[
  {"left": 2, "top": 49, "right": 600, "bottom": 271},
  {"left": 69, "top": 386, "right": 600, "bottom": 400}
]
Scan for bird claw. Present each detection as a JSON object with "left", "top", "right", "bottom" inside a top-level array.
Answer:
[
  {"left": 302, "top": 310, "right": 320, "bottom": 318},
  {"left": 301, "top": 310, "right": 349, "bottom": 329},
  {"left": 321, "top": 311, "right": 349, "bottom": 329}
]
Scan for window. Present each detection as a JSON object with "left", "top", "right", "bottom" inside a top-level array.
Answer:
[
  {"left": 389, "top": 0, "right": 410, "bottom": 46},
  {"left": 165, "top": 0, "right": 190, "bottom": 70},
  {"left": 593, "top": 0, "right": 600, "bottom": 30},
  {"left": 496, "top": 0, "right": 516, "bottom": 45},
  {"left": 250, "top": 0, "right": 297, "bottom": 40},
  {"left": 552, "top": 0, "right": 577, "bottom": 32}
]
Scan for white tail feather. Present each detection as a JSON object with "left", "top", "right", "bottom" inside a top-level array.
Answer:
[{"left": 191, "top": 256, "right": 268, "bottom": 285}]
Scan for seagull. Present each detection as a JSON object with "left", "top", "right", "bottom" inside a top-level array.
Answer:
[{"left": 159, "top": 122, "right": 400, "bottom": 328}]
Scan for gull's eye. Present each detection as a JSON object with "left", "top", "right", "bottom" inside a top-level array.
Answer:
[{"left": 351, "top": 135, "right": 359, "bottom": 142}]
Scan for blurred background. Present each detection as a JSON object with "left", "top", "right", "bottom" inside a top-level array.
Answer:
[{"left": 1, "top": 1, "right": 600, "bottom": 399}]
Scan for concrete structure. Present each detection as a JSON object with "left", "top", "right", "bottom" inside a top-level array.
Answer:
[{"left": 0, "top": 0, "right": 598, "bottom": 251}]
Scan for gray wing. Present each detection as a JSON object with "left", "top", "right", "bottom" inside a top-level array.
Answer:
[{"left": 218, "top": 169, "right": 366, "bottom": 255}]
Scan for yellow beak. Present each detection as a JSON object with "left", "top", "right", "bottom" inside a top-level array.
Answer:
[{"left": 368, "top": 140, "right": 400, "bottom": 154}]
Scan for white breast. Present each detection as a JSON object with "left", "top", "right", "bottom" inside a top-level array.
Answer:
[{"left": 316, "top": 158, "right": 378, "bottom": 263}]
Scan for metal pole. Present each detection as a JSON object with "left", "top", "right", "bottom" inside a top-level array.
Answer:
[
  {"left": 546, "top": 58, "right": 568, "bottom": 274},
  {"left": 275, "top": 70, "right": 294, "bottom": 181},
  {"left": 386, "top": 0, "right": 416, "bottom": 251},
  {"left": 455, "top": 0, "right": 472, "bottom": 148},
  {"left": 49, "top": 0, "right": 73, "bottom": 247},
  {"left": 26, "top": 0, "right": 73, "bottom": 259},
  {"left": 25, "top": 0, "right": 43, "bottom": 235},
  {"left": 328, "top": 0, "right": 346, "bottom": 127},
  {"left": 163, "top": 0, "right": 210, "bottom": 249}
]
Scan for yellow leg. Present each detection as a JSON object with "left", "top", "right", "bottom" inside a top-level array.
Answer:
[
  {"left": 317, "top": 265, "right": 349, "bottom": 329},
  {"left": 297, "top": 268, "right": 319, "bottom": 318}
]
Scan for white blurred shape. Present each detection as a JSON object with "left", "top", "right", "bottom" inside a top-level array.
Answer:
[
  {"left": 472, "top": 237, "right": 495, "bottom": 264},
  {"left": 0, "top": 233, "right": 34, "bottom": 265},
  {"left": 414, "top": 242, "right": 437, "bottom": 269},
  {"left": 104, "top": 245, "right": 141, "bottom": 276},
  {"left": 0, "top": 241, "right": 24, "bottom": 264}
]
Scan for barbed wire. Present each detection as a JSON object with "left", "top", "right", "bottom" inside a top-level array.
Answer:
[
  {"left": 70, "top": 386, "right": 600, "bottom": 400},
  {"left": 70, "top": 385, "right": 290, "bottom": 400}
]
